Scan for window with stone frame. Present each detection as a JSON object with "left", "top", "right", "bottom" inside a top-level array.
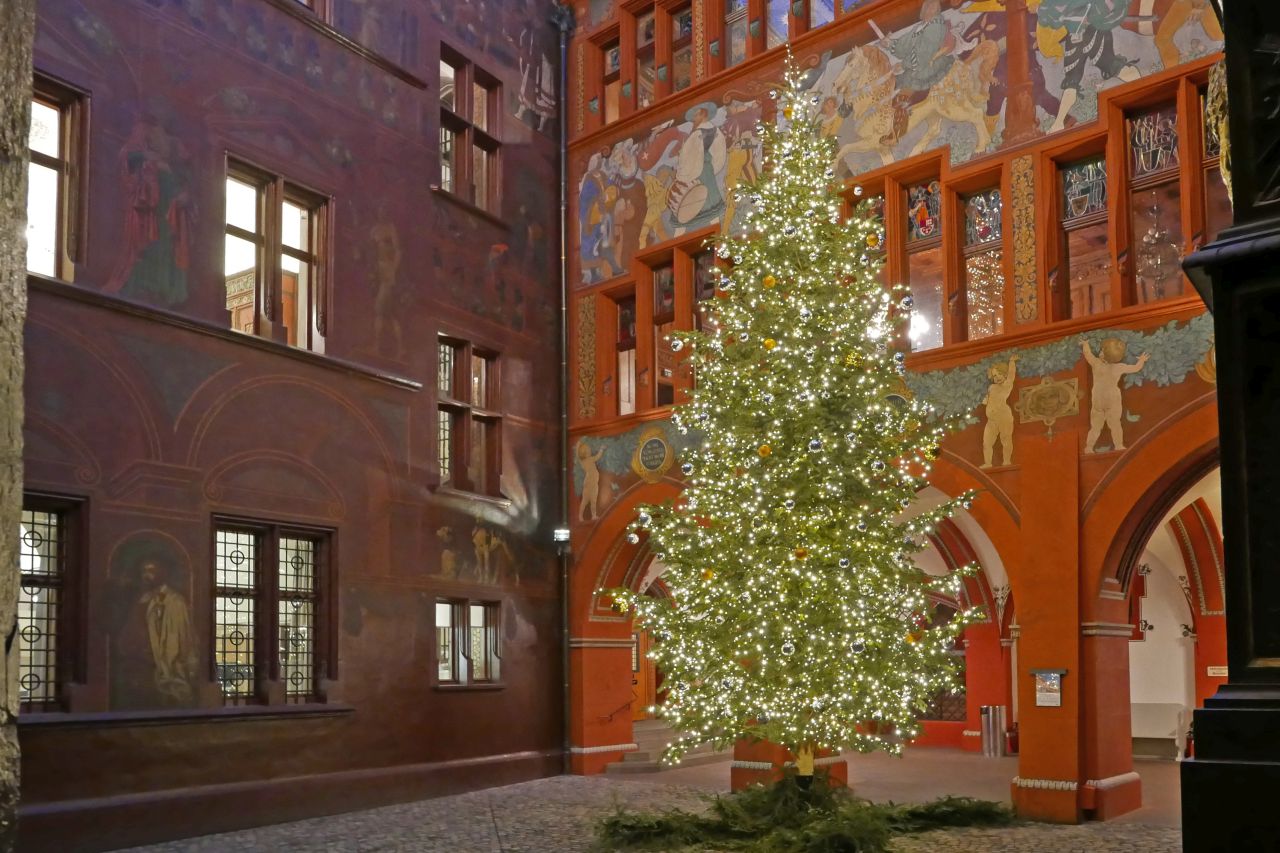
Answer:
[
  {"left": 27, "top": 77, "right": 84, "bottom": 280},
  {"left": 439, "top": 46, "right": 501, "bottom": 214},
  {"left": 437, "top": 336, "right": 503, "bottom": 497}
]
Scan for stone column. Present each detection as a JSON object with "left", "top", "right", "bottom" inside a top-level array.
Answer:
[{"left": 1182, "top": 4, "right": 1280, "bottom": 849}]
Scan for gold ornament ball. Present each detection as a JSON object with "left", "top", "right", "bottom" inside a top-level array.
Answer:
[
  {"left": 702, "top": 568, "right": 716, "bottom": 581},
  {"left": 794, "top": 547, "right": 809, "bottom": 560},
  {"left": 763, "top": 274, "right": 777, "bottom": 289},
  {"left": 758, "top": 444, "right": 772, "bottom": 457},
  {"left": 844, "top": 351, "right": 862, "bottom": 367},
  {"left": 866, "top": 233, "right": 881, "bottom": 249},
  {"left": 764, "top": 338, "right": 777, "bottom": 350}
]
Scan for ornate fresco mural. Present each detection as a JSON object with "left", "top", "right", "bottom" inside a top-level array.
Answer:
[{"left": 574, "top": 0, "right": 1223, "bottom": 288}]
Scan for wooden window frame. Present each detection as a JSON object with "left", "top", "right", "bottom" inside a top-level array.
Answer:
[
  {"left": 212, "top": 518, "right": 335, "bottom": 707},
  {"left": 1045, "top": 134, "right": 1112, "bottom": 324},
  {"left": 437, "top": 46, "right": 502, "bottom": 215},
  {"left": 948, "top": 167, "right": 1012, "bottom": 343},
  {"left": 1118, "top": 92, "right": 1188, "bottom": 307},
  {"left": 899, "top": 176, "right": 947, "bottom": 353},
  {"left": 224, "top": 158, "right": 331, "bottom": 351},
  {"left": 434, "top": 598, "right": 502, "bottom": 688},
  {"left": 18, "top": 493, "right": 86, "bottom": 715},
  {"left": 437, "top": 336, "right": 504, "bottom": 498},
  {"left": 28, "top": 75, "right": 87, "bottom": 281}
]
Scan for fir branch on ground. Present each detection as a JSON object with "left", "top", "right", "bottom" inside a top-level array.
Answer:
[{"left": 594, "top": 774, "right": 1015, "bottom": 852}]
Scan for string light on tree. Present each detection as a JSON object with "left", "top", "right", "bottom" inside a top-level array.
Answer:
[{"left": 607, "top": 57, "right": 980, "bottom": 779}]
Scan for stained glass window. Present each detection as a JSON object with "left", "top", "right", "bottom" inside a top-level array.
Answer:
[
  {"left": 674, "top": 6, "right": 693, "bottom": 40},
  {"left": 1129, "top": 104, "right": 1179, "bottom": 179},
  {"left": 964, "top": 188, "right": 1002, "bottom": 247},
  {"left": 1062, "top": 157, "right": 1107, "bottom": 221},
  {"left": 19, "top": 508, "right": 62, "bottom": 711},
  {"left": 438, "top": 409, "right": 453, "bottom": 483},
  {"left": 906, "top": 181, "right": 942, "bottom": 242},
  {"left": 695, "top": 251, "right": 717, "bottom": 303}
]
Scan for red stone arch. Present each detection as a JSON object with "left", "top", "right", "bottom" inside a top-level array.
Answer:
[{"left": 1168, "top": 498, "right": 1228, "bottom": 708}]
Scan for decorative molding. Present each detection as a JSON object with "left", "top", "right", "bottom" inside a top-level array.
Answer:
[
  {"left": 575, "top": 41, "right": 586, "bottom": 133},
  {"left": 1010, "top": 623, "right": 1021, "bottom": 639},
  {"left": 732, "top": 760, "right": 774, "bottom": 770},
  {"left": 1011, "top": 154, "right": 1037, "bottom": 324},
  {"left": 694, "top": 0, "right": 706, "bottom": 79},
  {"left": 577, "top": 296, "right": 598, "bottom": 418},
  {"left": 1081, "top": 621, "right": 1136, "bottom": 637},
  {"left": 1012, "top": 776, "right": 1078, "bottom": 791},
  {"left": 568, "top": 637, "right": 634, "bottom": 648},
  {"left": 1100, "top": 589, "right": 1127, "bottom": 600},
  {"left": 569, "top": 742, "right": 638, "bottom": 754},
  {"left": 1085, "top": 771, "right": 1141, "bottom": 790},
  {"left": 1015, "top": 376, "right": 1081, "bottom": 435}
]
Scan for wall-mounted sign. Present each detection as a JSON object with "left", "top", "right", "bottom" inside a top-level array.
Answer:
[
  {"left": 1031, "top": 668, "right": 1067, "bottom": 708},
  {"left": 631, "top": 425, "right": 674, "bottom": 483},
  {"left": 1207, "top": 665, "right": 1229, "bottom": 677}
]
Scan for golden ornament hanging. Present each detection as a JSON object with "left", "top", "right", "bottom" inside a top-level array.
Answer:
[
  {"left": 844, "top": 351, "right": 863, "bottom": 367},
  {"left": 758, "top": 444, "right": 772, "bottom": 457},
  {"left": 702, "top": 568, "right": 716, "bottom": 581},
  {"left": 794, "top": 547, "right": 809, "bottom": 559},
  {"left": 762, "top": 274, "right": 777, "bottom": 289},
  {"left": 763, "top": 338, "right": 777, "bottom": 350}
]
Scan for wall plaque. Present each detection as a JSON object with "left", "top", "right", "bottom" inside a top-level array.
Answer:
[
  {"left": 632, "top": 425, "right": 674, "bottom": 483},
  {"left": 1031, "top": 668, "right": 1067, "bottom": 708}
]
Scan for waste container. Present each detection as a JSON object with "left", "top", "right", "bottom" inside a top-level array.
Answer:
[{"left": 980, "top": 705, "right": 1006, "bottom": 757}]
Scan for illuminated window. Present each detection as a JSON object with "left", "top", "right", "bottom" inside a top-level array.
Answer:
[
  {"left": 439, "top": 47, "right": 501, "bottom": 213},
  {"left": 214, "top": 524, "right": 329, "bottom": 706},
  {"left": 1058, "top": 156, "right": 1111, "bottom": 319},
  {"left": 224, "top": 163, "right": 328, "bottom": 351},
  {"left": 18, "top": 505, "right": 69, "bottom": 712},
  {"left": 962, "top": 188, "right": 1004, "bottom": 341},
  {"left": 26, "top": 80, "right": 81, "bottom": 279},
  {"left": 905, "top": 181, "right": 944, "bottom": 352},
  {"left": 436, "top": 600, "right": 500, "bottom": 685}
]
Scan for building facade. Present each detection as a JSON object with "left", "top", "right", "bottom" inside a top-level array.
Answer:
[
  {"left": 565, "top": 0, "right": 1225, "bottom": 824},
  {"left": 19, "top": 1, "right": 565, "bottom": 850}
]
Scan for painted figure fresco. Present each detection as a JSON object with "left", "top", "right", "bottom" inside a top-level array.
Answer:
[
  {"left": 369, "top": 203, "right": 405, "bottom": 357},
  {"left": 578, "top": 98, "right": 762, "bottom": 284},
  {"left": 108, "top": 534, "right": 199, "bottom": 709},
  {"left": 577, "top": 438, "right": 605, "bottom": 521},
  {"left": 1032, "top": 0, "right": 1223, "bottom": 132},
  {"left": 1083, "top": 336, "right": 1149, "bottom": 452},
  {"left": 105, "top": 113, "right": 194, "bottom": 308},
  {"left": 982, "top": 354, "right": 1018, "bottom": 468}
]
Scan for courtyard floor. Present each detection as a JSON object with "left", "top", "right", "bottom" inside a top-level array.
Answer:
[{"left": 125, "top": 750, "right": 1182, "bottom": 852}]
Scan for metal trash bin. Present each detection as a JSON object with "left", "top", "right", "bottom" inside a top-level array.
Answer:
[{"left": 980, "top": 705, "right": 1006, "bottom": 757}]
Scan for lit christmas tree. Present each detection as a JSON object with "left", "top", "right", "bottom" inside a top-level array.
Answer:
[{"left": 610, "top": 62, "right": 981, "bottom": 779}]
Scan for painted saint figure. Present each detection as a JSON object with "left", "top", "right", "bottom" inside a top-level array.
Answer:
[
  {"left": 578, "top": 439, "right": 605, "bottom": 521},
  {"left": 1083, "top": 337, "right": 1149, "bottom": 453},
  {"left": 370, "top": 203, "right": 404, "bottom": 357},
  {"left": 982, "top": 354, "right": 1018, "bottom": 468},
  {"left": 111, "top": 543, "right": 198, "bottom": 709}
]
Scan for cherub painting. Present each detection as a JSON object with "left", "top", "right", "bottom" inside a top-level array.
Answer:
[
  {"left": 982, "top": 354, "right": 1018, "bottom": 468},
  {"left": 1083, "top": 337, "right": 1148, "bottom": 453}
]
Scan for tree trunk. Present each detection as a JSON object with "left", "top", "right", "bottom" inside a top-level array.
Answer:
[{"left": 0, "top": 0, "right": 35, "bottom": 848}]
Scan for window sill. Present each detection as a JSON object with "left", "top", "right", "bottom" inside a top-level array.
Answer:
[
  {"left": 28, "top": 274, "right": 422, "bottom": 392},
  {"left": 17, "top": 702, "right": 354, "bottom": 729},
  {"left": 434, "top": 682, "right": 506, "bottom": 692},
  {"left": 430, "top": 186, "right": 508, "bottom": 230},
  {"left": 434, "top": 485, "right": 511, "bottom": 507}
]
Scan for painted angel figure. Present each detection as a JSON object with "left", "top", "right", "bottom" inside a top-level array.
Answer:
[{"left": 1083, "top": 337, "right": 1149, "bottom": 453}]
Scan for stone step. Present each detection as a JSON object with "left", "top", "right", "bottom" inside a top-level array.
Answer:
[{"left": 605, "top": 747, "right": 730, "bottom": 774}]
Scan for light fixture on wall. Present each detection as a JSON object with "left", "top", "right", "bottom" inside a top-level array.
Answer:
[
  {"left": 1182, "top": 624, "right": 1196, "bottom": 638},
  {"left": 1138, "top": 563, "right": 1152, "bottom": 576},
  {"left": 1140, "top": 619, "right": 1155, "bottom": 633}
]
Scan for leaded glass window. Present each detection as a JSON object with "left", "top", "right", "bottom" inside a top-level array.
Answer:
[
  {"left": 1129, "top": 104, "right": 1180, "bottom": 180},
  {"left": 725, "top": 0, "right": 749, "bottom": 69},
  {"left": 215, "top": 528, "right": 258, "bottom": 704},
  {"left": 279, "top": 537, "right": 318, "bottom": 702},
  {"left": 19, "top": 509, "right": 62, "bottom": 711},
  {"left": 436, "top": 601, "right": 456, "bottom": 682},
  {"left": 906, "top": 181, "right": 942, "bottom": 242},
  {"left": 1061, "top": 157, "right": 1107, "bottom": 221}
]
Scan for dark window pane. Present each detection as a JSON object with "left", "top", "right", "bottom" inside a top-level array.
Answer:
[
  {"left": 1204, "top": 165, "right": 1232, "bottom": 245},
  {"left": 1131, "top": 181, "right": 1184, "bottom": 303},
  {"left": 653, "top": 264, "right": 675, "bottom": 318},
  {"left": 1064, "top": 221, "right": 1112, "bottom": 318}
]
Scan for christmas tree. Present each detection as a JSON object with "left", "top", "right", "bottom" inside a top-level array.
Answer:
[{"left": 610, "top": 62, "right": 981, "bottom": 776}]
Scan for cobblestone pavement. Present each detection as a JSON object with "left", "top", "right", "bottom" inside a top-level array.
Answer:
[{"left": 124, "top": 775, "right": 1180, "bottom": 853}]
